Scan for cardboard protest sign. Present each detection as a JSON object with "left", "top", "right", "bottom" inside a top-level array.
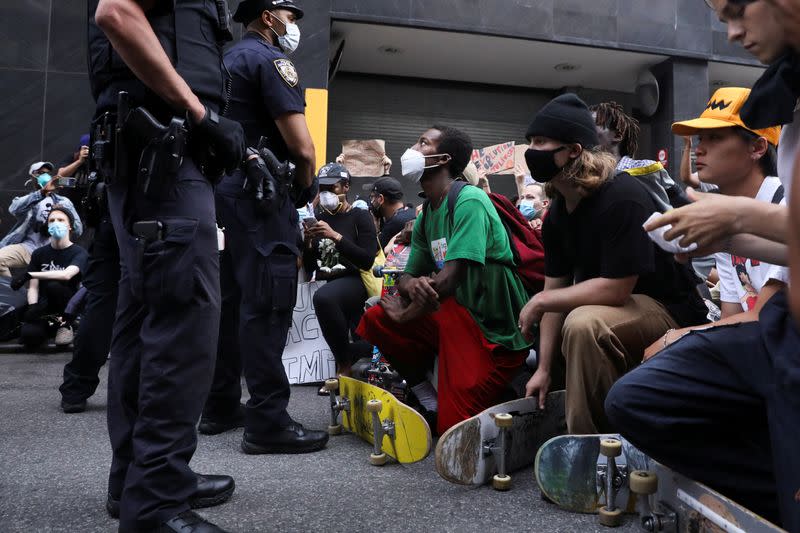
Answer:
[
  {"left": 470, "top": 141, "right": 515, "bottom": 176},
  {"left": 283, "top": 282, "right": 336, "bottom": 384}
]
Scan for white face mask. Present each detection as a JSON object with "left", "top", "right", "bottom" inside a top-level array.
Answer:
[
  {"left": 318, "top": 191, "right": 340, "bottom": 212},
  {"left": 270, "top": 13, "right": 301, "bottom": 54},
  {"left": 400, "top": 148, "right": 449, "bottom": 183}
]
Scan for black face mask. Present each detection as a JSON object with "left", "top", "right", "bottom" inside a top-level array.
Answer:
[
  {"left": 369, "top": 198, "right": 382, "bottom": 218},
  {"left": 524, "top": 146, "right": 567, "bottom": 183}
]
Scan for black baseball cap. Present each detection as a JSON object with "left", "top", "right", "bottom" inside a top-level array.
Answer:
[
  {"left": 317, "top": 162, "right": 351, "bottom": 185},
  {"left": 370, "top": 177, "right": 404, "bottom": 201},
  {"left": 233, "top": 0, "right": 304, "bottom": 24}
]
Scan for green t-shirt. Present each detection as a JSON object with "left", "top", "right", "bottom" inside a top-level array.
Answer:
[{"left": 405, "top": 185, "right": 531, "bottom": 351}]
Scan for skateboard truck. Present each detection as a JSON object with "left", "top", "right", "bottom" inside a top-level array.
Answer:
[
  {"left": 324, "top": 379, "right": 349, "bottom": 436},
  {"left": 367, "top": 399, "right": 395, "bottom": 466},
  {"left": 629, "top": 470, "right": 677, "bottom": 532},
  {"left": 480, "top": 413, "right": 513, "bottom": 491},
  {"left": 596, "top": 438, "right": 627, "bottom": 527}
]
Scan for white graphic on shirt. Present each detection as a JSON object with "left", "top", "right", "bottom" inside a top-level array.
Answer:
[
  {"left": 431, "top": 237, "right": 447, "bottom": 270},
  {"left": 39, "top": 261, "right": 67, "bottom": 272}
]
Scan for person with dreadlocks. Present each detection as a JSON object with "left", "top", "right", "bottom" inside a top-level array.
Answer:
[{"left": 590, "top": 101, "right": 687, "bottom": 211}]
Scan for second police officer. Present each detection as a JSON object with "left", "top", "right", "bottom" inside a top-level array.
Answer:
[{"left": 199, "top": 0, "right": 329, "bottom": 454}]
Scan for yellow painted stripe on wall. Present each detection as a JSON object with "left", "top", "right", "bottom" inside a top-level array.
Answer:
[{"left": 305, "top": 88, "right": 328, "bottom": 172}]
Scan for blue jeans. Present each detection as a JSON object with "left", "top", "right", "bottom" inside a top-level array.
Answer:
[{"left": 606, "top": 290, "right": 800, "bottom": 531}]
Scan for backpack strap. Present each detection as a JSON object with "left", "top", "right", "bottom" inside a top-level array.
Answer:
[
  {"left": 771, "top": 184, "right": 785, "bottom": 204},
  {"left": 446, "top": 180, "right": 469, "bottom": 227}
]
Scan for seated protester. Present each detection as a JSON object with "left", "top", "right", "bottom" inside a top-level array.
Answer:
[
  {"left": 0, "top": 162, "right": 83, "bottom": 278},
  {"left": 517, "top": 182, "right": 549, "bottom": 232},
  {"left": 303, "top": 163, "right": 377, "bottom": 381},
  {"left": 15, "top": 206, "right": 88, "bottom": 349},
  {"left": 638, "top": 87, "right": 786, "bottom": 360},
  {"left": 369, "top": 177, "right": 417, "bottom": 254},
  {"left": 590, "top": 101, "right": 686, "bottom": 210},
  {"left": 356, "top": 125, "right": 531, "bottom": 435},
  {"left": 517, "top": 94, "right": 708, "bottom": 434}
]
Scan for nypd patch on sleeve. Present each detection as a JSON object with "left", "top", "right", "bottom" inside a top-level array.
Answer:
[{"left": 274, "top": 59, "right": 299, "bottom": 87}]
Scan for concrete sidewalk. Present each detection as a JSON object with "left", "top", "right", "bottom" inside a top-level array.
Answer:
[{"left": 0, "top": 348, "right": 639, "bottom": 532}]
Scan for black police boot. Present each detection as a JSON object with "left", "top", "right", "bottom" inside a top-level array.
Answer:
[
  {"left": 60, "top": 399, "right": 87, "bottom": 414},
  {"left": 106, "top": 474, "right": 235, "bottom": 518},
  {"left": 198, "top": 404, "right": 245, "bottom": 435},
  {"left": 156, "top": 510, "right": 230, "bottom": 533},
  {"left": 241, "top": 422, "right": 329, "bottom": 454}
]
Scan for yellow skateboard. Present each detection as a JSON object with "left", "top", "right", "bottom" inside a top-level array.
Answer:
[{"left": 323, "top": 376, "right": 432, "bottom": 465}]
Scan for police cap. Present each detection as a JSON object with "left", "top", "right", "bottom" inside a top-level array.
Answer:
[
  {"left": 317, "top": 163, "right": 351, "bottom": 185},
  {"left": 233, "top": 0, "right": 304, "bottom": 25}
]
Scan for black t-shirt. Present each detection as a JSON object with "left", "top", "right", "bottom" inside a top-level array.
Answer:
[
  {"left": 304, "top": 207, "right": 377, "bottom": 279},
  {"left": 379, "top": 206, "right": 416, "bottom": 250},
  {"left": 27, "top": 243, "right": 89, "bottom": 293},
  {"left": 542, "top": 173, "right": 706, "bottom": 327}
]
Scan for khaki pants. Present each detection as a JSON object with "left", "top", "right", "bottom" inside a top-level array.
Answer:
[
  {"left": 561, "top": 294, "right": 678, "bottom": 434},
  {"left": 0, "top": 244, "right": 32, "bottom": 277}
]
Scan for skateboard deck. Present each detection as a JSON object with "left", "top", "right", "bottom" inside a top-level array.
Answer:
[
  {"left": 535, "top": 434, "right": 785, "bottom": 531},
  {"left": 334, "top": 375, "right": 431, "bottom": 464},
  {"left": 435, "top": 391, "right": 566, "bottom": 487}
]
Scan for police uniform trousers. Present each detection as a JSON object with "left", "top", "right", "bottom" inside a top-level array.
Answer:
[
  {"left": 106, "top": 157, "right": 221, "bottom": 530},
  {"left": 606, "top": 290, "right": 800, "bottom": 531},
  {"left": 202, "top": 170, "right": 296, "bottom": 433},
  {"left": 60, "top": 217, "right": 120, "bottom": 404}
]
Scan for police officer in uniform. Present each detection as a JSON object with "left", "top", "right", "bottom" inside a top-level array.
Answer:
[
  {"left": 89, "top": 0, "right": 244, "bottom": 531},
  {"left": 198, "top": 0, "right": 328, "bottom": 454}
]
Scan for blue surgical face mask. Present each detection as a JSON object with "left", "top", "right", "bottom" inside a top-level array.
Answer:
[
  {"left": 37, "top": 173, "right": 52, "bottom": 189},
  {"left": 519, "top": 200, "right": 538, "bottom": 221},
  {"left": 48, "top": 221, "right": 69, "bottom": 240}
]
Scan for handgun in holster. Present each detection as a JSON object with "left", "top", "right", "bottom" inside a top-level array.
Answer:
[{"left": 124, "top": 105, "right": 188, "bottom": 202}]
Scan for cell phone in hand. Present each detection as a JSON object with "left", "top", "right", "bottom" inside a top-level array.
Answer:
[
  {"left": 303, "top": 216, "right": 318, "bottom": 227},
  {"left": 58, "top": 177, "right": 77, "bottom": 188}
]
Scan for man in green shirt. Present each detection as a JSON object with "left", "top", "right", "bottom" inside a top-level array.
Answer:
[{"left": 356, "top": 125, "right": 531, "bottom": 435}]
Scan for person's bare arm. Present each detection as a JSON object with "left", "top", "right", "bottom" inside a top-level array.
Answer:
[
  {"left": 644, "top": 189, "right": 788, "bottom": 251},
  {"left": 521, "top": 275, "right": 571, "bottom": 409},
  {"left": 679, "top": 137, "right": 701, "bottom": 188},
  {"left": 58, "top": 147, "right": 89, "bottom": 178},
  {"left": 27, "top": 279, "right": 39, "bottom": 305},
  {"left": 719, "top": 301, "right": 744, "bottom": 320},
  {"left": 274, "top": 112, "right": 315, "bottom": 189},
  {"left": 95, "top": 0, "right": 206, "bottom": 122},
  {"left": 430, "top": 259, "right": 468, "bottom": 300}
]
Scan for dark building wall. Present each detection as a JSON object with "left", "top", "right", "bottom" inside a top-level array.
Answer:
[{"left": 329, "top": 0, "right": 759, "bottom": 66}]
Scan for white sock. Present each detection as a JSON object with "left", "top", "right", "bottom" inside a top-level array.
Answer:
[{"left": 411, "top": 381, "right": 438, "bottom": 412}]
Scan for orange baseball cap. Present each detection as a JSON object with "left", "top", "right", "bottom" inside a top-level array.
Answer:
[{"left": 672, "top": 87, "right": 781, "bottom": 146}]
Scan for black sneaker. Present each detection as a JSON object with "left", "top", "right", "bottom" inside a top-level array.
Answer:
[{"left": 60, "top": 399, "right": 87, "bottom": 414}]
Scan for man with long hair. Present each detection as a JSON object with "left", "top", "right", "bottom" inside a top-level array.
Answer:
[{"left": 517, "top": 94, "right": 707, "bottom": 434}]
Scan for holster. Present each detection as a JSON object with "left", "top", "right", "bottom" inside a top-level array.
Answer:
[{"left": 116, "top": 95, "right": 188, "bottom": 202}]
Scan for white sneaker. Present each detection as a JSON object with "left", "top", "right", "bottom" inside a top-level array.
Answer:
[{"left": 55, "top": 326, "right": 74, "bottom": 346}]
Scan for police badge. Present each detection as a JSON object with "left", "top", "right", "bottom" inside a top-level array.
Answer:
[{"left": 274, "top": 59, "right": 299, "bottom": 87}]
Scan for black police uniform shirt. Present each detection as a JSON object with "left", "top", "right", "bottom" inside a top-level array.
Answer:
[
  {"left": 27, "top": 243, "right": 89, "bottom": 293},
  {"left": 378, "top": 206, "right": 416, "bottom": 250},
  {"left": 224, "top": 33, "right": 305, "bottom": 162},
  {"left": 542, "top": 172, "right": 707, "bottom": 328}
]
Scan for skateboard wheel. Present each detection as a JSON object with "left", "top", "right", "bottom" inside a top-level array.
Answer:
[
  {"left": 599, "top": 438, "right": 623, "bottom": 458},
  {"left": 327, "top": 424, "right": 342, "bottom": 436},
  {"left": 493, "top": 413, "right": 513, "bottom": 429},
  {"left": 491, "top": 474, "right": 512, "bottom": 491},
  {"left": 629, "top": 470, "right": 658, "bottom": 495},
  {"left": 598, "top": 506, "right": 623, "bottom": 527},
  {"left": 366, "top": 399, "right": 382, "bottom": 413},
  {"left": 323, "top": 379, "right": 339, "bottom": 392},
  {"left": 369, "top": 452, "right": 387, "bottom": 466}
]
